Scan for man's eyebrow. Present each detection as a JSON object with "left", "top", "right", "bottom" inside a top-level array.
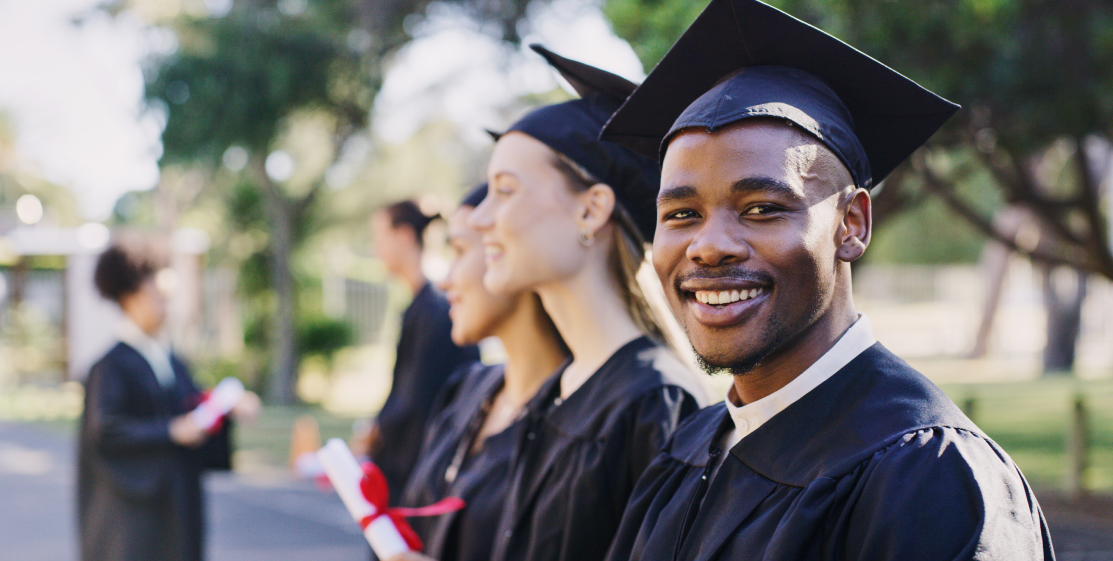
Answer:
[
  {"left": 732, "top": 177, "right": 805, "bottom": 201},
  {"left": 657, "top": 185, "right": 698, "bottom": 205}
]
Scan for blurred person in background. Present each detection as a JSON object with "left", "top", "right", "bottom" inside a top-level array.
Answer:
[
  {"left": 366, "top": 200, "right": 480, "bottom": 505},
  {"left": 78, "top": 238, "right": 260, "bottom": 561},
  {"left": 388, "top": 48, "right": 706, "bottom": 561},
  {"left": 398, "top": 183, "right": 570, "bottom": 561}
]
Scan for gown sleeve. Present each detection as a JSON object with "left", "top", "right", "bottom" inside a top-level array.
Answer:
[
  {"left": 623, "top": 386, "right": 702, "bottom": 489},
  {"left": 85, "top": 357, "right": 174, "bottom": 454},
  {"left": 604, "top": 449, "right": 682, "bottom": 561},
  {"left": 843, "top": 426, "right": 1055, "bottom": 561}
]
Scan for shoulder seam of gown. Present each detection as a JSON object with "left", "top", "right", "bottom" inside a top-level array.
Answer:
[{"left": 739, "top": 423, "right": 998, "bottom": 488}]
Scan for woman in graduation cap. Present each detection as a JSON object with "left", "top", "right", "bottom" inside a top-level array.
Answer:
[
  {"left": 470, "top": 46, "right": 706, "bottom": 561},
  {"left": 397, "top": 183, "right": 570, "bottom": 561}
]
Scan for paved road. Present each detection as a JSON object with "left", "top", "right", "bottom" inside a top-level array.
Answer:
[
  {"left": 0, "top": 421, "right": 366, "bottom": 561},
  {"left": 2, "top": 420, "right": 1111, "bottom": 560}
]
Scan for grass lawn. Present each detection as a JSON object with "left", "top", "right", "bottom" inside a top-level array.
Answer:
[
  {"left": 5, "top": 374, "right": 1110, "bottom": 494},
  {"left": 938, "top": 377, "right": 1113, "bottom": 493},
  {"left": 231, "top": 405, "right": 364, "bottom": 470}
]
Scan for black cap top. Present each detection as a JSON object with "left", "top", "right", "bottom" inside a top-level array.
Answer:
[
  {"left": 460, "top": 182, "right": 488, "bottom": 208},
  {"left": 492, "top": 44, "right": 662, "bottom": 242},
  {"left": 600, "top": 0, "right": 960, "bottom": 189}
]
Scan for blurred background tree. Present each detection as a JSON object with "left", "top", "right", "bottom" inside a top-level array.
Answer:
[
  {"left": 115, "top": 0, "right": 535, "bottom": 404},
  {"left": 604, "top": 0, "right": 1113, "bottom": 374}
]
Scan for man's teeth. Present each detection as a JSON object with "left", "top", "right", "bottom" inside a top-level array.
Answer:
[{"left": 695, "top": 287, "right": 764, "bottom": 305}]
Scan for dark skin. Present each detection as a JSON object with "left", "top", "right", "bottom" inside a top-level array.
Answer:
[{"left": 654, "top": 119, "right": 872, "bottom": 406}]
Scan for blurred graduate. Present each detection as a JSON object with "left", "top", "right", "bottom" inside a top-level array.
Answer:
[
  {"left": 367, "top": 200, "right": 481, "bottom": 504},
  {"left": 78, "top": 238, "right": 260, "bottom": 561},
  {"left": 398, "top": 183, "right": 570, "bottom": 561},
  {"left": 598, "top": 1, "right": 1055, "bottom": 559}
]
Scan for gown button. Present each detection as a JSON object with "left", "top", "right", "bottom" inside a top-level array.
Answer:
[
  {"left": 504, "top": 530, "right": 513, "bottom": 539},
  {"left": 527, "top": 431, "right": 536, "bottom": 440}
]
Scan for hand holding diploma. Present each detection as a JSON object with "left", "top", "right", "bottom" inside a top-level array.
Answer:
[
  {"left": 316, "top": 438, "right": 465, "bottom": 559},
  {"left": 230, "top": 390, "right": 261, "bottom": 423},
  {"left": 169, "top": 414, "right": 206, "bottom": 447},
  {"left": 190, "top": 378, "right": 246, "bottom": 434},
  {"left": 171, "top": 378, "right": 255, "bottom": 448}
]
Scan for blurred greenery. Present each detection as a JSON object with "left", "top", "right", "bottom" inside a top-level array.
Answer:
[
  {"left": 6, "top": 376, "right": 1110, "bottom": 491},
  {"left": 113, "top": 0, "right": 538, "bottom": 404},
  {"left": 230, "top": 404, "right": 359, "bottom": 468},
  {"left": 940, "top": 378, "right": 1113, "bottom": 491},
  {"left": 297, "top": 315, "right": 355, "bottom": 362},
  {"left": 865, "top": 148, "right": 1006, "bottom": 265}
]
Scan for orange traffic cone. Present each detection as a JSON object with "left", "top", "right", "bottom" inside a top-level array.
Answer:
[{"left": 290, "top": 414, "right": 322, "bottom": 478}]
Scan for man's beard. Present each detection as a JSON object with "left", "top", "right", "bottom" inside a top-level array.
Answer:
[{"left": 693, "top": 312, "right": 787, "bottom": 377}]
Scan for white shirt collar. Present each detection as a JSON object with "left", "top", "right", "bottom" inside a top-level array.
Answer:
[
  {"left": 724, "top": 314, "right": 876, "bottom": 449},
  {"left": 117, "top": 317, "right": 176, "bottom": 388}
]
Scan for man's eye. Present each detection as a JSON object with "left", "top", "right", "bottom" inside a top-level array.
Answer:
[
  {"left": 663, "top": 209, "right": 699, "bottom": 221},
  {"left": 742, "top": 204, "right": 779, "bottom": 216}
]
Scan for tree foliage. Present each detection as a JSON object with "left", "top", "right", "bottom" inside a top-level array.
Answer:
[{"left": 138, "top": 0, "right": 533, "bottom": 403}]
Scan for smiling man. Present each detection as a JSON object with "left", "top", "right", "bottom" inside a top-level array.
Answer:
[{"left": 599, "top": 1, "right": 1055, "bottom": 560}]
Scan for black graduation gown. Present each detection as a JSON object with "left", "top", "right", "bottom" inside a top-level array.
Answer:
[
  {"left": 605, "top": 343, "right": 1056, "bottom": 561},
  {"left": 374, "top": 283, "right": 480, "bottom": 504},
  {"left": 77, "top": 342, "right": 232, "bottom": 561},
  {"left": 490, "top": 336, "right": 703, "bottom": 561},
  {"left": 401, "top": 362, "right": 524, "bottom": 561}
]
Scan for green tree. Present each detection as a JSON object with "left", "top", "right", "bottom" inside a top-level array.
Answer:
[{"left": 136, "top": 0, "right": 533, "bottom": 403}]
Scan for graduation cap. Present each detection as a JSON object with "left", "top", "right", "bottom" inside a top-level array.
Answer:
[
  {"left": 460, "top": 182, "right": 488, "bottom": 208},
  {"left": 492, "top": 44, "right": 662, "bottom": 242},
  {"left": 600, "top": 0, "right": 960, "bottom": 189}
]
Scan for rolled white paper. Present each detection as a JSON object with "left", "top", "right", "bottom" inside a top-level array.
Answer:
[
  {"left": 190, "top": 377, "right": 245, "bottom": 432},
  {"left": 316, "top": 438, "right": 411, "bottom": 558}
]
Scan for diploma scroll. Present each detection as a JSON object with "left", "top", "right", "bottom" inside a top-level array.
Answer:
[
  {"left": 317, "top": 438, "right": 418, "bottom": 558},
  {"left": 190, "top": 377, "right": 245, "bottom": 434}
]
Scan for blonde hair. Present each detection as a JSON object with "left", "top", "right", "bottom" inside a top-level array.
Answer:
[{"left": 550, "top": 152, "right": 673, "bottom": 349}]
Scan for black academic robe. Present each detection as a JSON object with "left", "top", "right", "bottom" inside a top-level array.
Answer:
[
  {"left": 374, "top": 283, "right": 480, "bottom": 505},
  {"left": 605, "top": 343, "right": 1056, "bottom": 561},
  {"left": 401, "top": 362, "right": 523, "bottom": 561},
  {"left": 490, "top": 336, "right": 703, "bottom": 561},
  {"left": 77, "top": 342, "right": 232, "bottom": 561}
]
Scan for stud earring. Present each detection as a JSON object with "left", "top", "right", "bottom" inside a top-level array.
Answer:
[{"left": 578, "top": 229, "right": 595, "bottom": 247}]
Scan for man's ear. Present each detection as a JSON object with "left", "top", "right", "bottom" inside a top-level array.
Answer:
[
  {"left": 836, "top": 188, "right": 871, "bottom": 262},
  {"left": 577, "top": 183, "right": 617, "bottom": 234}
]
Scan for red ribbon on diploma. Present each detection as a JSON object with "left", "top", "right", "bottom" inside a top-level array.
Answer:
[
  {"left": 357, "top": 462, "right": 466, "bottom": 551},
  {"left": 197, "top": 389, "right": 228, "bottom": 435}
]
